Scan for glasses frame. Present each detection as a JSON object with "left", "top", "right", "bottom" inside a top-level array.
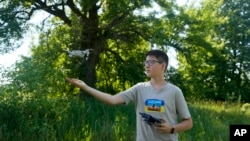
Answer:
[{"left": 144, "top": 60, "right": 162, "bottom": 66}]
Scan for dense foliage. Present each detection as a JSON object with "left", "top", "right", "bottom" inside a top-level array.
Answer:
[
  {"left": 0, "top": 0, "right": 250, "bottom": 140},
  {"left": 175, "top": 0, "right": 250, "bottom": 102}
]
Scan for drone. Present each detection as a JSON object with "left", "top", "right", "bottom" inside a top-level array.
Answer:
[{"left": 66, "top": 49, "right": 93, "bottom": 60}]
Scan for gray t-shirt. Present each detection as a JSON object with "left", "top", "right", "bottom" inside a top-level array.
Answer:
[{"left": 118, "top": 81, "right": 191, "bottom": 141}]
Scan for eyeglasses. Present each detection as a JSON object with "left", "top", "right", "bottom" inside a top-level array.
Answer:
[{"left": 144, "top": 60, "right": 162, "bottom": 66}]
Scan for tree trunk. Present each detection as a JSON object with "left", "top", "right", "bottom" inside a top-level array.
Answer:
[
  {"left": 78, "top": 51, "right": 99, "bottom": 100},
  {"left": 78, "top": 3, "right": 105, "bottom": 100}
]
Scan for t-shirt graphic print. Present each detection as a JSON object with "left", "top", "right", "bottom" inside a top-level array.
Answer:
[{"left": 144, "top": 99, "right": 165, "bottom": 112}]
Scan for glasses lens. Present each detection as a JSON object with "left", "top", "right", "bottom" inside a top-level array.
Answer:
[
  {"left": 144, "top": 60, "right": 155, "bottom": 66},
  {"left": 144, "top": 60, "right": 162, "bottom": 66}
]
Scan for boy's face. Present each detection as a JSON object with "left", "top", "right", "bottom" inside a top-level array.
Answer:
[{"left": 144, "top": 55, "right": 165, "bottom": 78}]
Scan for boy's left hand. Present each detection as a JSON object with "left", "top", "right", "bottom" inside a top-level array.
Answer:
[{"left": 154, "top": 118, "right": 172, "bottom": 134}]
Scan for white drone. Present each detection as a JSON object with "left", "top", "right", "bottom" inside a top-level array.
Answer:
[{"left": 66, "top": 49, "right": 93, "bottom": 59}]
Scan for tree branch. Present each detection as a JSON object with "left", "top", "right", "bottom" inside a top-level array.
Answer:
[
  {"left": 105, "top": 48, "right": 125, "bottom": 62},
  {"left": 34, "top": 0, "right": 72, "bottom": 26},
  {"left": 66, "top": 0, "right": 86, "bottom": 20}
]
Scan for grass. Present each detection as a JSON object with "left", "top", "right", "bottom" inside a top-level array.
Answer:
[
  {"left": 0, "top": 96, "right": 250, "bottom": 141},
  {"left": 179, "top": 100, "right": 250, "bottom": 141}
]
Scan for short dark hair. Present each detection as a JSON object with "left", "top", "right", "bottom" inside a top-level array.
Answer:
[{"left": 146, "top": 49, "right": 169, "bottom": 69}]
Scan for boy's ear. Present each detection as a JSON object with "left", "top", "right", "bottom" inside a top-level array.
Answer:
[{"left": 162, "top": 63, "right": 167, "bottom": 70}]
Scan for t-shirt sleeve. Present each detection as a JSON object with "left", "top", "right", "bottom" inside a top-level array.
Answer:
[
  {"left": 117, "top": 83, "right": 140, "bottom": 105},
  {"left": 175, "top": 87, "right": 191, "bottom": 119}
]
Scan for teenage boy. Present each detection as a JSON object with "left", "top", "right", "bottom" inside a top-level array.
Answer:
[{"left": 66, "top": 49, "right": 192, "bottom": 141}]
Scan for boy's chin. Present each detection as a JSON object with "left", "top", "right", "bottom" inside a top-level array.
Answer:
[
  {"left": 145, "top": 73, "right": 152, "bottom": 77},
  {"left": 144, "top": 71, "right": 153, "bottom": 77}
]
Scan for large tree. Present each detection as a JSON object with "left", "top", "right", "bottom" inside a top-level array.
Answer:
[
  {"left": 177, "top": 0, "right": 250, "bottom": 101},
  {"left": 0, "top": 0, "right": 179, "bottom": 88},
  {"left": 177, "top": 0, "right": 227, "bottom": 99},
  {"left": 217, "top": 0, "right": 250, "bottom": 101}
]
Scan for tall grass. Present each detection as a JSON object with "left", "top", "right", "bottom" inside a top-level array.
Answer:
[
  {"left": 0, "top": 96, "right": 249, "bottom": 141},
  {"left": 179, "top": 100, "right": 250, "bottom": 141},
  {"left": 0, "top": 96, "right": 136, "bottom": 141}
]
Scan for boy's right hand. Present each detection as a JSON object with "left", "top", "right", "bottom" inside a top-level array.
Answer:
[{"left": 66, "top": 78, "right": 87, "bottom": 89}]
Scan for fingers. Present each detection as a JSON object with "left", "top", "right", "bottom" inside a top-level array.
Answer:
[
  {"left": 154, "top": 117, "right": 172, "bottom": 134},
  {"left": 66, "top": 77, "right": 78, "bottom": 82},
  {"left": 65, "top": 77, "right": 86, "bottom": 86},
  {"left": 65, "top": 77, "right": 71, "bottom": 82},
  {"left": 154, "top": 123, "right": 165, "bottom": 129},
  {"left": 154, "top": 124, "right": 166, "bottom": 133},
  {"left": 161, "top": 116, "right": 168, "bottom": 122},
  {"left": 154, "top": 122, "right": 163, "bottom": 127},
  {"left": 65, "top": 77, "right": 78, "bottom": 84},
  {"left": 155, "top": 124, "right": 170, "bottom": 134}
]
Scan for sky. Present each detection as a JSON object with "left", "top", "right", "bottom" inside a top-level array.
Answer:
[
  {"left": 0, "top": 11, "right": 47, "bottom": 68},
  {"left": 0, "top": 0, "right": 187, "bottom": 69}
]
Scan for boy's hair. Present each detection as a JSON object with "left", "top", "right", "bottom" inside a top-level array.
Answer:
[{"left": 146, "top": 50, "right": 169, "bottom": 69}]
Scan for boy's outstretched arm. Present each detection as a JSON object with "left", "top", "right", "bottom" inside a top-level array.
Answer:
[{"left": 66, "top": 78, "right": 125, "bottom": 105}]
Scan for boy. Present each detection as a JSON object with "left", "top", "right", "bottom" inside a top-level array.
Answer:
[{"left": 66, "top": 50, "right": 192, "bottom": 141}]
